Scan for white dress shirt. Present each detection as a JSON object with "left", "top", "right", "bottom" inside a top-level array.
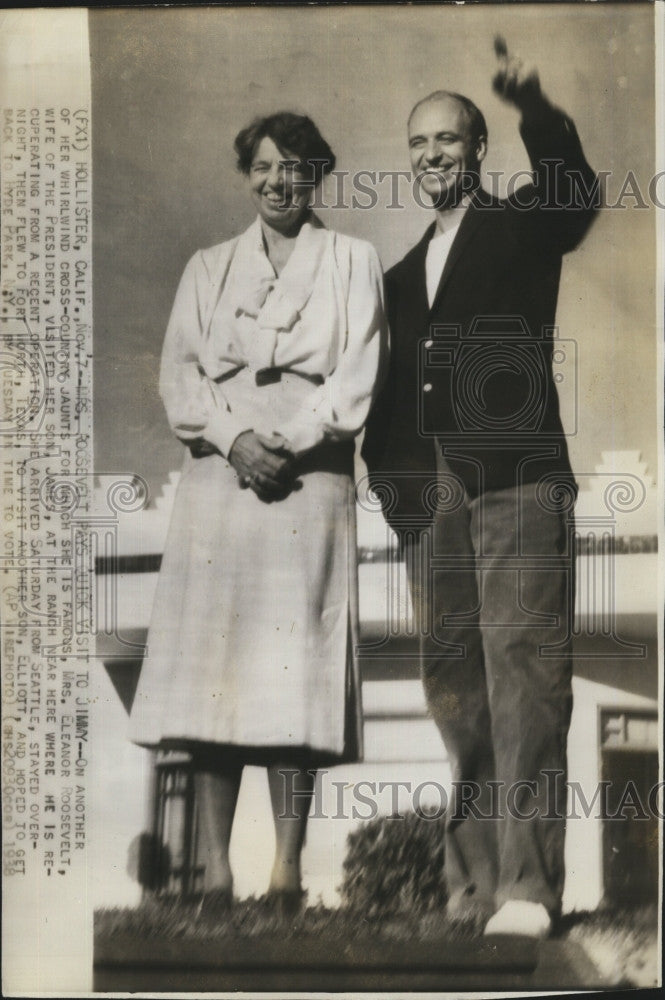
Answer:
[{"left": 425, "top": 221, "right": 462, "bottom": 307}]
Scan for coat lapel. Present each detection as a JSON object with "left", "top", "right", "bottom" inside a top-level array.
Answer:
[
  {"left": 394, "top": 222, "right": 434, "bottom": 333},
  {"left": 429, "top": 192, "right": 494, "bottom": 313}
]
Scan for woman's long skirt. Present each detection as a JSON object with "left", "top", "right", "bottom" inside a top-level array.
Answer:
[{"left": 128, "top": 371, "right": 363, "bottom": 764}]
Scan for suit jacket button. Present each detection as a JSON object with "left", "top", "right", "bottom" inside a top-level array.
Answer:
[
  {"left": 425, "top": 340, "right": 433, "bottom": 348},
  {"left": 423, "top": 383, "right": 433, "bottom": 392}
]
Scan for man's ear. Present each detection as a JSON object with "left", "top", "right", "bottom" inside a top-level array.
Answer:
[{"left": 476, "top": 136, "right": 488, "bottom": 164}]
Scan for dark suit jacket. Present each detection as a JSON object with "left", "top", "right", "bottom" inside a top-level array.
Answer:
[{"left": 362, "top": 104, "right": 599, "bottom": 529}]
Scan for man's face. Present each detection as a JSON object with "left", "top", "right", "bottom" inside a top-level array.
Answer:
[{"left": 408, "top": 96, "right": 486, "bottom": 207}]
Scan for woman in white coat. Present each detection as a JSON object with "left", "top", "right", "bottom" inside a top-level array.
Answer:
[{"left": 129, "top": 111, "right": 388, "bottom": 912}]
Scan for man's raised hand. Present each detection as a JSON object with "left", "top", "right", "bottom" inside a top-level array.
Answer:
[{"left": 492, "top": 35, "right": 545, "bottom": 119}]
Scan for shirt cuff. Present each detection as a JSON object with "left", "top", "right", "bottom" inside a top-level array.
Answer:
[
  {"left": 275, "top": 418, "right": 325, "bottom": 458},
  {"left": 203, "top": 409, "right": 253, "bottom": 459}
]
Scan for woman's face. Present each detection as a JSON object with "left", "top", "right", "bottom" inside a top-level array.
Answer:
[{"left": 248, "top": 136, "right": 313, "bottom": 235}]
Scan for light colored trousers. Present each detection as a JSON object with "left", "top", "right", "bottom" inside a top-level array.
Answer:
[{"left": 404, "top": 451, "right": 575, "bottom": 916}]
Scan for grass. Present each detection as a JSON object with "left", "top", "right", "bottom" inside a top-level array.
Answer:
[
  {"left": 95, "top": 893, "right": 481, "bottom": 943},
  {"left": 95, "top": 896, "right": 659, "bottom": 986}
]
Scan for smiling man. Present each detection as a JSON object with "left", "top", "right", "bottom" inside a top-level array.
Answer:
[
  {"left": 362, "top": 38, "right": 599, "bottom": 938},
  {"left": 408, "top": 90, "right": 488, "bottom": 307},
  {"left": 409, "top": 90, "right": 487, "bottom": 199}
]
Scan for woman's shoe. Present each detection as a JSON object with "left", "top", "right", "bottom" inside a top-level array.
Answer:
[
  {"left": 265, "top": 887, "right": 306, "bottom": 920},
  {"left": 196, "top": 887, "right": 234, "bottom": 917}
]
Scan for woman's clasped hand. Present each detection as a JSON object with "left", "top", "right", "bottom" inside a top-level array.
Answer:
[{"left": 229, "top": 429, "right": 300, "bottom": 501}]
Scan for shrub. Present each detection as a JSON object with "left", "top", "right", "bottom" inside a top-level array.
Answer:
[{"left": 340, "top": 810, "right": 447, "bottom": 918}]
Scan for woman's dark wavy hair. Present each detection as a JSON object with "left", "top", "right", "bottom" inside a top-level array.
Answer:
[{"left": 234, "top": 111, "right": 336, "bottom": 186}]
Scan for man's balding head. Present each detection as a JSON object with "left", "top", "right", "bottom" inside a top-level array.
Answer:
[{"left": 408, "top": 91, "right": 488, "bottom": 148}]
